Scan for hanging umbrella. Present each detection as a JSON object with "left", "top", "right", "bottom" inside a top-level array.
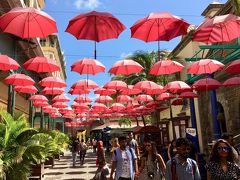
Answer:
[
  {"left": 52, "top": 102, "right": 68, "bottom": 108},
  {"left": 0, "top": 7, "right": 57, "bottom": 38},
  {"left": 0, "top": 55, "right": 20, "bottom": 70},
  {"left": 66, "top": 11, "right": 126, "bottom": 58},
  {"left": 135, "top": 94, "right": 153, "bottom": 102},
  {"left": 14, "top": 85, "right": 38, "bottom": 94},
  {"left": 134, "top": 80, "right": 160, "bottom": 91},
  {"left": 92, "top": 103, "right": 108, "bottom": 112},
  {"left": 146, "top": 101, "right": 159, "bottom": 108},
  {"left": 193, "top": 14, "right": 240, "bottom": 44},
  {"left": 42, "top": 87, "right": 64, "bottom": 95},
  {"left": 164, "top": 81, "right": 191, "bottom": 93},
  {"left": 192, "top": 78, "right": 221, "bottom": 91},
  {"left": 131, "top": 12, "right": 189, "bottom": 60},
  {"left": 109, "top": 59, "right": 144, "bottom": 75},
  {"left": 33, "top": 101, "right": 49, "bottom": 107},
  {"left": 103, "top": 80, "right": 128, "bottom": 90},
  {"left": 149, "top": 59, "right": 184, "bottom": 75},
  {"left": 171, "top": 98, "right": 184, "bottom": 106},
  {"left": 94, "top": 87, "right": 116, "bottom": 95},
  {"left": 52, "top": 94, "right": 70, "bottom": 102},
  {"left": 116, "top": 95, "right": 132, "bottom": 103},
  {"left": 39, "top": 76, "right": 66, "bottom": 88},
  {"left": 120, "top": 85, "right": 141, "bottom": 95},
  {"left": 68, "top": 88, "right": 91, "bottom": 95},
  {"left": 71, "top": 79, "right": 98, "bottom": 89},
  {"left": 224, "top": 59, "right": 240, "bottom": 74},
  {"left": 187, "top": 59, "right": 224, "bottom": 74},
  {"left": 71, "top": 58, "right": 105, "bottom": 75},
  {"left": 5, "top": 73, "right": 35, "bottom": 86},
  {"left": 23, "top": 57, "right": 60, "bottom": 73},
  {"left": 51, "top": 113, "right": 62, "bottom": 118},
  {"left": 29, "top": 95, "right": 48, "bottom": 102},
  {"left": 222, "top": 77, "right": 240, "bottom": 86},
  {"left": 110, "top": 103, "right": 125, "bottom": 112},
  {"left": 74, "top": 95, "right": 92, "bottom": 103},
  {"left": 156, "top": 93, "right": 176, "bottom": 101},
  {"left": 144, "top": 84, "right": 165, "bottom": 95},
  {"left": 179, "top": 91, "right": 198, "bottom": 98},
  {"left": 72, "top": 102, "right": 89, "bottom": 110},
  {"left": 95, "top": 96, "right": 113, "bottom": 103}
]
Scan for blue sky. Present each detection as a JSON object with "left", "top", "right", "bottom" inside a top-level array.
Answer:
[{"left": 44, "top": 0, "right": 226, "bottom": 102}]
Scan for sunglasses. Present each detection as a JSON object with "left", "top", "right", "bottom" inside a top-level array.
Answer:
[{"left": 217, "top": 146, "right": 229, "bottom": 152}]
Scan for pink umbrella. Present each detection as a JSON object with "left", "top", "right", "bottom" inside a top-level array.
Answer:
[
  {"left": 120, "top": 85, "right": 141, "bottom": 95},
  {"left": 39, "top": 76, "right": 66, "bottom": 88},
  {"left": 5, "top": 73, "right": 35, "bottom": 86},
  {"left": 144, "top": 84, "right": 165, "bottom": 95},
  {"left": 14, "top": 85, "right": 38, "bottom": 94},
  {"left": 146, "top": 101, "right": 159, "bottom": 108},
  {"left": 179, "top": 92, "right": 198, "bottom": 98},
  {"left": 135, "top": 94, "right": 153, "bottom": 102},
  {"left": 92, "top": 103, "right": 108, "bottom": 112},
  {"left": 68, "top": 88, "right": 91, "bottom": 95},
  {"left": 164, "top": 81, "right": 191, "bottom": 93},
  {"left": 109, "top": 59, "right": 144, "bottom": 75},
  {"left": 77, "top": 113, "right": 87, "bottom": 118},
  {"left": 187, "top": 59, "right": 224, "bottom": 74},
  {"left": 52, "top": 94, "right": 70, "bottom": 102},
  {"left": 33, "top": 101, "right": 49, "bottom": 107},
  {"left": 71, "top": 58, "right": 105, "bottom": 75},
  {"left": 23, "top": 57, "right": 60, "bottom": 73},
  {"left": 72, "top": 102, "right": 89, "bottom": 110},
  {"left": 94, "top": 87, "right": 116, "bottom": 95},
  {"left": 116, "top": 95, "right": 132, "bottom": 103},
  {"left": 110, "top": 103, "right": 125, "bottom": 112},
  {"left": 29, "top": 95, "right": 48, "bottom": 102},
  {"left": 52, "top": 102, "right": 68, "bottom": 108},
  {"left": 222, "top": 77, "right": 240, "bottom": 87},
  {"left": 134, "top": 81, "right": 160, "bottom": 91},
  {"left": 192, "top": 78, "right": 221, "bottom": 91},
  {"left": 149, "top": 60, "right": 184, "bottom": 75},
  {"left": 224, "top": 59, "right": 240, "bottom": 74},
  {"left": 0, "top": 55, "right": 20, "bottom": 70},
  {"left": 74, "top": 95, "right": 92, "bottom": 103},
  {"left": 103, "top": 80, "right": 128, "bottom": 90},
  {"left": 156, "top": 93, "right": 176, "bottom": 101},
  {"left": 71, "top": 79, "right": 98, "bottom": 89},
  {"left": 95, "top": 96, "right": 113, "bottom": 103},
  {"left": 42, "top": 87, "right": 64, "bottom": 95},
  {"left": 171, "top": 98, "right": 184, "bottom": 106},
  {"left": 51, "top": 113, "right": 62, "bottom": 118}
]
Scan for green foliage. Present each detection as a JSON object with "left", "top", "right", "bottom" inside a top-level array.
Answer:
[
  {"left": 232, "top": 0, "right": 240, "bottom": 15},
  {"left": 118, "top": 118, "right": 132, "bottom": 127}
]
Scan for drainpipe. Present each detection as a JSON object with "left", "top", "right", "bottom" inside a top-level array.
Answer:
[
  {"left": 7, "top": 85, "right": 13, "bottom": 115},
  {"left": 29, "top": 99, "right": 34, "bottom": 127},
  {"left": 40, "top": 107, "right": 44, "bottom": 129}
]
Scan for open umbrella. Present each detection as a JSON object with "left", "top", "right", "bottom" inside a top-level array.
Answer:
[
  {"left": 14, "top": 85, "right": 38, "bottom": 94},
  {"left": 116, "top": 95, "right": 132, "bottom": 103},
  {"left": 193, "top": 14, "right": 240, "bottom": 44},
  {"left": 192, "top": 78, "right": 221, "bottom": 91},
  {"left": 74, "top": 95, "right": 92, "bottom": 103},
  {"left": 110, "top": 103, "right": 125, "bottom": 112},
  {"left": 120, "top": 85, "right": 141, "bottom": 95},
  {"left": 71, "top": 79, "right": 98, "bottom": 89},
  {"left": 5, "top": 73, "right": 35, "bottom": 86},
  {"left": 224, "top": 59, "right": 240, "bottom": 74},
  {"left": 94, "top": 87, "right": 116, "bottom": 95},
  {"left": 104, "top": 80, "right": 128, "bottom": 90},
  {"left": 95, "top": 96, "right": 113, "bottom": 103},
  {"left": 52, "top": 94, "right": 70, "bottom": 102},
  {"left": 135, "top": 94, "right": 153, "bottom": 102},
  {"left": 0, "top": 7, "right": 57, "bottom": 38},
  {"left": 39, "top": 76, "right": 66, "bottom": 88},
  {"left": 42, "top": 87, "right": 64, "bottom": 95},
  {"left": 66, "top": 11, "right": 126, "bottom": 58},
  {"left": 179, "top": 92, "right": 198, "bottom": 98},
  {"left": 164, "top": 81, "right": 191, "bottom": 93},
  {"left": 222, "top": 77, "right": 240, "bottom": 87},
  {"left": 29, "top": 95, "right": 48, "bottom": 102},
  {"left": 0, "top": 55, "right": 20, "bottom": 70},
  {"left": 156, "top": 93, "right": 176, "bottom": 101},
  {"left": 23, "top": 57, "right": 60, "bottom": 73},
  {"left": 134, "top": 80, "right": 160, "bottom": 91}
]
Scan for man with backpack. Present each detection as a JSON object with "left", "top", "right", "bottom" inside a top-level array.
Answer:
[
  {"left": 110, "top": 136, "right": 139, "bottom": 180},
  {"left": 79, "top": 139, "right": 87, "bottom": 165},
  {"left": 70, "top": 135, "right": 80, "bottom": 167},
  {"left": 166, "top": 138, "right": 201, "bottom": 180}
]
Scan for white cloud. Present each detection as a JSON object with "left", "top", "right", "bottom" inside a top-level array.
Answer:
[
  {"left": 74, "top": 0, "right": 101, "bottom": 10},
  {"left": 120, "top": 52, "right": 133, "bottom": 59}
]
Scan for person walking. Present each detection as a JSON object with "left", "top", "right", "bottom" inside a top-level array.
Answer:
[
  {"left": 79, "top": 139, "right": 87, "bottom": 165},
  {"left": 70, "top": 135, "right": 79, "bottom": 167},
  {"left": 110, "top": 136, "right": 139, "bottom": 180},
  {"left": 206, "top": 139, "right": 240, "bottom": 180},
  {"left": 92, "top": 138, "right": 97, "bottom": 153},
  {"left": 139, "top": 141, "right": 166, "bottom": 180},
  {"left": 168, "top": 139, "right": 177, "bottom": 160},
  {"left": 128, "top": 132, "right": 140, "bottom": 159},
  {"left": 110, "top": 138, "right": 120, "bottom": 162},
  {"left": 165, "top": 138, "right": 201, "bottom": 180}
]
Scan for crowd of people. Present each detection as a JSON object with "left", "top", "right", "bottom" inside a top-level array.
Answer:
[{"left": 70, "top": 132, "right": 240, "bottom": 180}]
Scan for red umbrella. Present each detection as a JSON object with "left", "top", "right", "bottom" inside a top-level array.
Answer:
[
  {"left": 110, "top": 103, "right": 125, "bottom": 112},
  {"left": 23, "top": 57, "right": 60, "bottom": 73},
  {"left": 164, "top": 81, "right": 191, "bottom": 93},
  {"left": 71, "top": 58, "right": 105, "bottom": 75},
  {"left": 14, "top": 85, "right": 38, "bottom": 94},
  {"left": 5, "top": 73, "right": 35, "bottom": 86},
  {"left": 0, "top": 55, "right": 20, "bottom": 71},
  {"left": 29, "top": 95, "right": 48, "bottom": 102},
  {"left": 192, "top": 78, "right": 221, "bottom": 91},
  {"left": 149, "top": 60, "right": 184, "bottom": 75},
  {"left": 39, "top": 76, "right": 66, "bottom": 88},
  {"left": 52, "top": 102, "right": 68, "bottom": 108},
  {"left": 135, "top": 94, "right": 153, "bottom": 102},
  {"left": 222, "top": 77, "right": 240, "bottom": 86},
  {"left": 33, "top": 101, "right": 49, "bottom": 107},
  {"left": 72, "top": 79, "right": 98, "bottom": 89},
  {"left": 72, "top": 102, "right": 89, "bottom": 110},
  {"left": 95, "top": 96, "right": 113, "bottom": 103},
  {"left": 42, "top": 87, "right": 64, "bottom": 95},
  {"left": 144, "top": 84, "right": 165, "bottom": 95},
  {"left": 193, "top": 14, "right": 240, "bottom": 44},
  {"left": 94, "top": 87, "right": 116, "bottom": 95},
  {"left": 92, "top": 103, "right": 108, "bottom": 112},
  {"left": 52, "top": 94, "right": 70, "bottom": 102},
  {"left": 134, "top": 81, "right": 160, "bottom": 91},
  {"left": 179, "top": 92, "right": 198, "bottom": 98},
  {"left": 171, "top": 98, "right": 184, "bottom": 106},
  {"left": 109, "top": 59, "right": 144, "bottom": 75},
  {"left": 74, "top": 95, "right": 92, "bottom": 103},
  {"left": 187, "top": 59, "right": 224, "bottom": 74},
  {"left": 116, "top": 95, "right": 132, "bottom": 103},
  {"left": 68, "top": 88, "right": 91, "bottom": 95},
  {"left": 156, "top": 93, "right": 176, "bottom": 101},
  {"left": 120, "top": 85, "right": 141, "bottom": 95},
  {"left": 146, "top": 101, "right": 159, "bottom": 108},
  {"left": 0, "top": 7, "right": 57, "bottom": 38},
  {"left": 224, "top": 59, "right": 240, "bottom": 74},
  {"left": 103, "top": 80, "right": 128, "bottom": 90},
  {"left": 51, "top": 113, "right": 62, "bottom": 118}
]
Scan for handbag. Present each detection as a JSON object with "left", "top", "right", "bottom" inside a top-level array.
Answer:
[{"left": 102, "top": 164, "right": 110, "bottom": 176}]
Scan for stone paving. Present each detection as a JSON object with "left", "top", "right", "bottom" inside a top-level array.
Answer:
[{"left": 43, "top": 150, "right": 98, "bottom": 180}]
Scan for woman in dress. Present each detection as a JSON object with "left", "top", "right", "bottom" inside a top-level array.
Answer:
[
  {"left": 206, "top": 139, "right": 240, "bottom": 180},
  {"left": 139, "top": 141, "right": 166, "bottom": 180}
]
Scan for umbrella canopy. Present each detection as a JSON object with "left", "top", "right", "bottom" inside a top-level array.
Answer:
[
  {"left": 103, "top": 80, "right": 128, "bottom": 90},
  {"left": 95, "top": 96, "right": 113, "bottom": 103},
  {"left": 135, "top": 94, "right": 153, "bottom": 102},
  {"left": 131, "top": 12, "right": 190, "bottom": 42},
  {"left": 164, "top": 81, "right": 191, "bottom": 93},
  {"left": 42, "top": 87, "right": 64, "bottom": 95},
  {"left": 92, "top": 103, "right": 108, "bottom": 112},
  {"left": 224, "top": 59, "right": 240, "bottom": 74},
  {"left": 110, "top": 103, "right": 125, "bottom": 112},
  {"left": 193, "top": 14, "right": 240, "bottom": 44},
  {"left": 14, "top": 85, "right": 38, "bottom": 94},
  {"left": 94, "top": 87, "right": 116, "bottom": 95},
  {"left": 156, "top": 93, "right": 176, "bottom": 100},
  {"left": 0, "top": 7, "right": 57, "bottom": 38},
  {"left": 52, "top": 94, "right": 70, "bottom": 102},
  {"left": 179, "top": 91, "right": 198, "bottom": 98},
  {"left": 71, "top": 58, "right": 105, "bottom": 75},
  {"left": 72, "top": 103, "right": 89, "bottom": 110},
  {"left": 171, "top": 98, "right": 184, "bottom": 106},
  {"left": 5, "top": 73, "right": 35, "bottom": 86},
  {"left": 29, "top": 95, "right": 48, "bottom": 102},
  {"left": 149, "top": 60, "right": 184, "bottom": 75},
  {"left": 116, "top": 95, "right": 132, "bottom": 103},
  {"left": 23, "top": 57, "right": 60, "bottom": 73},
  {"left": 52, "top": 102, "right": 68, "bottom": 108},
  {"left": 0, "top": 55, "right": 20, "bottom": 71},
  {"left": 33, "top": 101, "right": 49, "bottom": 107},
  {"left": 120, "top": 85, "right": 141, "bottom": 95},
  {"left": 39, "top": 76, "right": 66, "bottom": 88},
  {"left": 109, "top": 59, "right": 144, "bottom": 75},
  {"left": 72, "top": 79, "right": 98, "bottom": 89},
  {"left": 74, "top": 95, "right": 92, "bottom": 103},
  {"left": 66, "top": 11, "right": 126, "bottom": 42},
  {"left": 192, "top": 78, "right": 221, "bottom": 91},
  {"left": 68, "top": 88, "right": 91, "bottom": 95},
  {"left": 134, "top": 81, "right": 160, "bottom": 91},
  {"left": 144, "top": 84, "right": 165, "bottom": 95},
  {"left": 187, "top": 59, "right": 224, "bottom": 74},
  {"left": 222, "top": 77, "right": 240, "bottom": 86}
]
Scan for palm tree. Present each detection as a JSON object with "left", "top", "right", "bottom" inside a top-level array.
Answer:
[{"left": 232, "top": 0, "right": 240, "bottom": 15}]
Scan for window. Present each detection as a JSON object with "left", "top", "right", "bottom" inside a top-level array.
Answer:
[{"left": 40, "top": 39, "right": 46, "bottom": 46}]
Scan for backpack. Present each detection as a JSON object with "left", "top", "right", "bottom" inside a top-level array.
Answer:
[{"left": 171, "top": 158, "right": 196, "bottom": 180}]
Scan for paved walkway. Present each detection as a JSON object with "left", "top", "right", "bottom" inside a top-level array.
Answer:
[{"left": 43, "top": 150, "right": 99, "bottom": 180}]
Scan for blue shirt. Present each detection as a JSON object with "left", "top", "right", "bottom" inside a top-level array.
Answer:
[
  {"left": 166, "top": 156, "right": 201, "bottom": 180},
  {"left": 112, "top": 147, "right": 137, "bottom": 180}
]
